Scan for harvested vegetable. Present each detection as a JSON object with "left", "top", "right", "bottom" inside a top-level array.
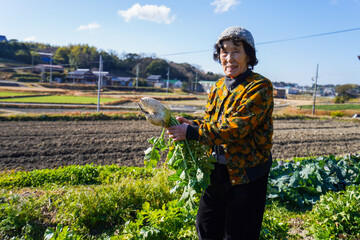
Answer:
[
  {"left": 139, "top": 97, "right": 216, "bottom": 210},
  {"left": 138, "top": 97, "right": 172, "bottom": 127}
]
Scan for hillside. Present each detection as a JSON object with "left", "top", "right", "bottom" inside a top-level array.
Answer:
[{"left": 0, "top": 40, "right": 222, "bottom": 83}]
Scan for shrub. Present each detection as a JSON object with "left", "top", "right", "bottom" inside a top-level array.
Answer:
[
  {"left": 54, "top": 172, "right": 175, "bottom": 235},
  {"left": 0, "top": 169, "right": 176, "bottom": 239},
  {"left": 331, "top": 111, "right": 344, "bottom": 118},
  {"left": 0, "top": 193, "right": 46, "bottom": 239},
  {"left": 17, "top": 77, "right": 41, "bottom": 82},
  {"left": 119, "top": 201, "right": 197, "bottom": 240},
  {"left": 0, "top": 68, "right": 15, "bottom": 73},
  {"left": 307, "top": 186, "right": 360, "bottom": 239},
  {"left": 0, "top": 164, "right": 156, "bottom": 188},
  {"left": 260, "top": 202, "right": 290, "bottom": 239},
  {"left": 334, "top": 95, "right": 350, "bottom": 103}
]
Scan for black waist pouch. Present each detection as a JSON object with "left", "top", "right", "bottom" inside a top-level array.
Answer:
[{"left": 246, "top": 152, "right": 272, "bottom": 182}]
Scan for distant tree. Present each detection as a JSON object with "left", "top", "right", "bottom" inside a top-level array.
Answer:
[
  {"left": 53, "top": 46, "right": 70, "bottom": 64},
  {"left": 124, "top": 53, "right": 140, "bottom": 64},
  {"left": 181, "top": 81, "right": 190, "bottom": 92},
  {"left": 205, "top": 71, "right": 222, "bottom": 81},
  {"left": 132, "top": 78, "right": 147, "bottom": 87},
  {"left": 68, "top": 44, "right": 98, "bottom": 69},
  {"left": 335, "top": 84, "right": 359, "bottom": 103},
  {"left": 145, "top": 59, "right": 169, "bottom": 78},
  {"left": 14, "top": 49, "right": 31, "bottom": 63},
  {"left": 336, "top": 84, "right": 357, "bottom": 96}
]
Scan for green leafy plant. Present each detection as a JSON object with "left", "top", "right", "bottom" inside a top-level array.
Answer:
[
  {"left": 0, "top": 193, "right": 46, "bottom": 239},
  {"left": 120, "top": 201, "right": 197, "bottom": 240},
  {"left": 139, "top": 97, "right": 216, "bottom": 210},
  {"left": 53, "top": 173, "right": 174, "bottom": 235},
  {"left": 268, "top": 154, "right": 360, "bottom": 207},
  {"left": 0, "top": 164, "right": 155, "bottom": 189},
  {"left": 260, "top": 202, "right": 291, "bottom": 239},
  {"left": 307, "top": 185, "right": 360, "bottom": 239},
  {"left": 44, "top": 225, "right": 82, "bottom": 240}
]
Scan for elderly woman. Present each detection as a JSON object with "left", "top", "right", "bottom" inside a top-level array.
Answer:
[{"left": 167, "top": 26, "right": 273, "bottom": 240}]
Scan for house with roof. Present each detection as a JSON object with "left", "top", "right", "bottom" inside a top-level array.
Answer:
[
  {"left": 147, "top": 75, "right": 163, "bottom": 87},
  {"left": 165, "top": 79, "right": 183, "bottom": 88},
  {"left": 111, "top": 77, "right": 133, "bottom": 86},
  {"left": 93, "top": 71, "right": 112, "bottom": 86},
  {"left": 198, "top": 80, "right": 216, "bottom": 93},
  {"left": 273, "top": 87, "right": 287, "bottom": 99},
  {"left": 0, "top": 35, "right": 8, "bottom": 42},
  {"left": 66, "top": 69, "right": 98, "bottom": 84}
]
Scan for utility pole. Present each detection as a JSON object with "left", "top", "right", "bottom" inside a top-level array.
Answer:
[
  {"left": 31, "top": 51, "right": 34, "bottom": 70},
  {"left": 166, "top": 67, "right": 170, "bottom": 93},
  {"left": 49, "top": 56, "right": 53, "bottom": 85},
  {"left": 312, "top": 64, "right": 319, "bottom": 115},
  {"left": 136, "top": 64, "right": 139, "bottom": 89},
  {"left": 194, "top": 71, "right": 198, "bottom": 92},
  {"left": 97, "top": 55, "right": 103, "bottom": 113},
  {"left": 38, "top": 52, "right": 53, "bottom": 84}
]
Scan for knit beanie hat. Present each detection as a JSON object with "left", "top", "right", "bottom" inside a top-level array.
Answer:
[{"left": 216, "top": 26, "right": 255, "bottom": 50}]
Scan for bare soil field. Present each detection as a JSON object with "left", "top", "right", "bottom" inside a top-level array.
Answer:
[{"left": 1, "top": 119, "right": 359, "bottom": 171}]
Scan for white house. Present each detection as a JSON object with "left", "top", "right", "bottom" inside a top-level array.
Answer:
[
  {"left": 198, "top": 80, "right": 216, "bottom": 93},
  {"left": 147, "top": 75, "right": 163, "bottom": 87}
]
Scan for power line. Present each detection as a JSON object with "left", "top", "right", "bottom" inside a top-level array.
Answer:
[
  {"left": 257, "top": 27, "right": 360, "bottom": 45},
  {"left": 1, "top": 27, "right": 359, "bottom": 68},
  {"left": 160, "top": 49, "right": 212, "bottom": 57},
  {"left": 160, "top": 27, "right": 360, "bottom": 57}
]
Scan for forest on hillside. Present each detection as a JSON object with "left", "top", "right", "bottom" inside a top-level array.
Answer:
[{"left": 0, "top": 40, "right": 222, "bottom": 83}]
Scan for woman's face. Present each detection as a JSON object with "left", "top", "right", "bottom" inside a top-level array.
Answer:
[{"left": 220, "top": 40, "right": 249, "bottom": 78}]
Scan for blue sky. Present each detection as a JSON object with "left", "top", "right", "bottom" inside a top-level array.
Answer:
[{"left": 1, "top": 0, "right": 359, "bottom": 86}]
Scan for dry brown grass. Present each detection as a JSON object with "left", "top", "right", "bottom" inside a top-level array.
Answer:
[{"left": 275, "top": 105, "right": 359, "bottom": 118}]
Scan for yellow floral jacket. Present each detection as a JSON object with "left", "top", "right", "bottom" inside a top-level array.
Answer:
[{"left": 193, "top": 71, "right": 274, "bottom": 185}]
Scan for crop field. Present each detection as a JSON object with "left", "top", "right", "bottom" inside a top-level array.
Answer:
[
  {"left": 0, "top": 94, "right": 116, "bottom": 104},
  {"left": 300, "top": 104, "right": 360, "bottom": 111},
  {"left": 1, "top": 119, "right": 359, "bottom": 171}
]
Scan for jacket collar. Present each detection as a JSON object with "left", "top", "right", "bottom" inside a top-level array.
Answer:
[{"left": 225, "top": 69, "right": 252, "bottom": 91}]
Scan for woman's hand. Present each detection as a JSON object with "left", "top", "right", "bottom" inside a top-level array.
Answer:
[
  {"left": 167, "top": 123, "right": 189, "bottom": 142},
  {"left": 176, "top": 116, "right": 193, "bottom": 125}
]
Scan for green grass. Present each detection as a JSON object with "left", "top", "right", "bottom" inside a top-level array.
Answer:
[
  {"left": 0, "top": 95, "right": 116, "bottom": 104},
  {"left": 300, "top": 104, "right": 360, "bottom": 111},
  {"left": 1, "top": 156, "right": 359, "bottom": 239},
  {"left": 0, "top": 91, "right": 36, "bottom": 97}
]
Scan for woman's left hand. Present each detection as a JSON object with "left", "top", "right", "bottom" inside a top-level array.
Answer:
[{"left": 166, "top": 123, "right": 188, "bottom": 142}]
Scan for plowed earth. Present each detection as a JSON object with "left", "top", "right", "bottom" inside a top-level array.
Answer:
[{"left": 1, "top": 119, "right": 359, "bottom": 171}]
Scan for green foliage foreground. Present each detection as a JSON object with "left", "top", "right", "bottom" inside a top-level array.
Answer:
[{"left": 0, "top": 155, "right": 360, "bottom": 239}]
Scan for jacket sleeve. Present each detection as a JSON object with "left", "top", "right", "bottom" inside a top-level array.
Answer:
[
  {"left": 192, "top": 83, "right": 217, "bottom": 127},
  {"left": 198, "top": 79, "right": 273, "bottom": 146}
]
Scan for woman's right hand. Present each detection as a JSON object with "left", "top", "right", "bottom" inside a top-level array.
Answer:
[{"left": 176, "top": 116, "right": 193, "bottom": 125}]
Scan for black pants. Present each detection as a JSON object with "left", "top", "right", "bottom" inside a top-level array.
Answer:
[{"left": 196, "top": 163, "right": 269, "bottom": 240}]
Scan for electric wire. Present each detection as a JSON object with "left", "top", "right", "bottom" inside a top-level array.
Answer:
[{"left": 160, "top": 27, "right": 360, "bottom": 56}]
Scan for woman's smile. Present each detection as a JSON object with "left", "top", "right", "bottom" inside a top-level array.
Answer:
[{"left": 220, "top": 40, "right": 249, "bottom": 78}]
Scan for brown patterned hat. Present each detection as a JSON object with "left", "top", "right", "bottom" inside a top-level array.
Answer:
[{"left": 216, "top": 26, "right": 255, "bottom": 50}]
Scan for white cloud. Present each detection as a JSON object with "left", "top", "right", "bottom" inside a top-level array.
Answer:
[
  {"left": 211, "top": 0, "right": 240, "bottom": 13},
  {"left": 118, "top": 3, "right": 175, "bottom": 24},
  {"left": 76, "top": 22, "right": 101, "bottom": 31},
  {"left": 24, "top": 36, "right": 36, "bottom": 42}
]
